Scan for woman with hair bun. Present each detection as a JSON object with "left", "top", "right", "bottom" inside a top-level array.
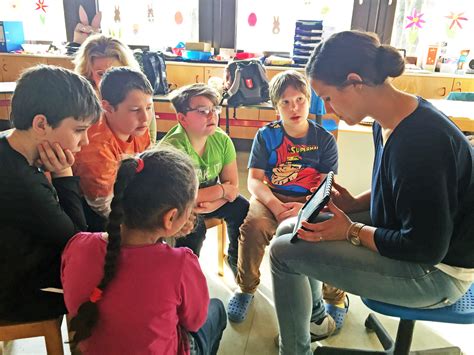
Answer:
[{"left": 270, "top": 30, "right": 473, "bottom": 354}]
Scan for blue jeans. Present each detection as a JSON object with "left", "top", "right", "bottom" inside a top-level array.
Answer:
[
  {"left": 176, "top": 195, "right": 249, "bottom": 259},
  {"left": 190, "top": 298, "right": 227, "bottom": 355},
  {"left": 270, "top": 234, "right": 471, "bottom": 355}
]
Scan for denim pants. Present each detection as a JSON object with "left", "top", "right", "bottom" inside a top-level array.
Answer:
[
  {"left": 176, "top": 195, "right": 249, "bottom": 259},
  {"left": 190, "top": 298, "right": 227, "bottom": 355},
  {"left": 270, "top": 234, "right": 471, "bottom": 355}
]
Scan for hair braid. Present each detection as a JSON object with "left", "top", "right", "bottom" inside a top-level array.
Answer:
[{"left": 69, "top": 158, "right": 138, "bottom": 348}]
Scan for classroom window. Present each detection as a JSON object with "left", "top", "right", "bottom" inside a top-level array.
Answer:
[
  {"left": 391, "top": 0, "right": 474, "bottom": 58},
  {"left": 98, "top": 0, "right": 199, "bottom": 48},
  {"left": 235, "top": 0, "right": 354, "bottom": 53},
  {"left": 1, "top": 0, "right": 67, "bottom": 42}
]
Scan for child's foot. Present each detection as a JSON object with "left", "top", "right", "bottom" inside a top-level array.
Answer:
[
  {"left": 325, "top": 295, "right": 349, "bottom": 331},
  {"left": 310, "top": 314, "right": 336, "bottom": 341},
  {"left": 227, "top": 292, "right": 254, "bottom": 323}
]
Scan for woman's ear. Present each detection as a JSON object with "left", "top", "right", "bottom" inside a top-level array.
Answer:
[
  {"left": 31, "top": 114, "right": 49, "bottom": 136},
  {"left": 162, "top": 208, "right": 179, "bottom": 233},
  {"left": 346, "top": 73, "right": 363, "bottom": 87}
]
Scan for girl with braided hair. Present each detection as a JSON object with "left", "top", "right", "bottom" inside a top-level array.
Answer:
[{"left": 61, "top": 146, "right": 227, "bottom": 354}]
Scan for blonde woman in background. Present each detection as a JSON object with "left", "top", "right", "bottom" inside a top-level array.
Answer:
[{"left": 74, "top": 34, "right": 157, "bottom": 144}]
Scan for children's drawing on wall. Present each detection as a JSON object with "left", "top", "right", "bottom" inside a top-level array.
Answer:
[
  {"left": 272, "top": 16, "right": 280, "bottom": 34},
  {"left": 404, "top": 8, "right": 425, "bottom": 54},
  {"left": 35, "top": 0, "right": 48, "bottom": 25},
  {"left": 445, "top": 11, "right": 468, "bottom": 39},
  {"left": 108, "top": 5, "right": 122, "bottom": 38},
  {"left": 114, "top": 5, "right": 121, "bottom": 23},
  {"left": 147, "top": 4, "right": 154, "bottom": 23},
  {"left": 175, "top": 11, "right": 184, "bottom": 25},
  {"left": 248, "top": 12, "right": 257, "bottom": 27},
  {"left": 73, "top": 5, "right": 101, "bottom": 45}
]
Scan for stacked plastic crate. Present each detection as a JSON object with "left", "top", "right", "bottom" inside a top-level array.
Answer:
[{"left": 292, "top": 20, "right": 323, "bottom": 66}]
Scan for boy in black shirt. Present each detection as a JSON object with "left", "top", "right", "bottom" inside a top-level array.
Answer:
[{"left": 0, "top": 65, "right": 101, "bottom": 321}]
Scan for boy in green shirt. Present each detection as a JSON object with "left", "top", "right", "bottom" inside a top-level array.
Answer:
[{"left": 160, "top": 84, "right": 249, "bottom": 274}]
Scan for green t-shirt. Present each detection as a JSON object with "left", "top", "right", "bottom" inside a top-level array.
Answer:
[{"left": 160, "top": 124, "right": 236, "bottom": 187}]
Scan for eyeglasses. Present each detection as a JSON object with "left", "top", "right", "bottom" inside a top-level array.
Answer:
[{"left": 185, "top": 106, "right": 222, "bottom": 116}]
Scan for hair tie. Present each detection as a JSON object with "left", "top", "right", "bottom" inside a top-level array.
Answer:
[
  {"left": 89, "top": 287, "right": 103, "bottom": 303},
  {"left": 135, "top": 158, "right": 145, "bottom": 173}
]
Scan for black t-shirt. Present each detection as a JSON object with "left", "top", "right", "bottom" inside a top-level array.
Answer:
[
  {"left": 0, "top": 135, "right": 87, "bottom": 320},
  {"left": 371, "top": 97, "right": 474, "bottom": 268}
]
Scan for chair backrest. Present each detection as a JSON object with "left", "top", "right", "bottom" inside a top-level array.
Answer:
[
  {"left": 362, "top": 283, "right": 474, "bottom": 325},
  {"left": 446, "top": 92, "right": 474, "bottom": 102}
]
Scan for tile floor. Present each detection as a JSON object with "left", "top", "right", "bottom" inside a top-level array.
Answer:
[{"left": 1, "top": 151, "right": 473, "bottom": 355}]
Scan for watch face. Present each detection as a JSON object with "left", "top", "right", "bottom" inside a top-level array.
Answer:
[{"left": 350, "top": 235, "right": 361, "bottom": 246}]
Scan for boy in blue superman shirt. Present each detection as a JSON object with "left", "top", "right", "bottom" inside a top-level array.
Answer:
[{"left": 228, "top": 71, "right": 346, "bottom": 339}]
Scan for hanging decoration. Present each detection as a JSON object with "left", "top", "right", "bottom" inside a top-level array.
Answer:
[
  {"left": 272, "top": 16, "right": 280, "bottom": 34},
  {"left": 445, "top": 12, "right": 468, "bottom": 30},
  {"left": 175, "top": 11, "right": 183, "bottom": 25},
  {"left": 35, "top": 0, "right": 48, "bottom": 13},
  {"left": 147, "top": 4, "right": 154, "bottom": 23},
  {"left": 405, "top": 9, "right": 425, "bottom": 29},
  {"left": 114, "top": 5, "right": 121, "bottom": 23},
  {"left": 248, "top": 13, "right": 257, "bottom": 27}
]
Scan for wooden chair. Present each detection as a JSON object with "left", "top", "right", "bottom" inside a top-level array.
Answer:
[
  {"left": 204, "top": 218, "right": 227, "bottom": 276},
  {"left": 0, "top": 316, "right": 64, "bottom": 355}
]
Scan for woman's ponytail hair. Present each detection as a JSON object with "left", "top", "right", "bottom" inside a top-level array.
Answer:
[
  {"left": 306, "top": 30, "right": 405, "bottom": 87},
  {"left": 68, "top": 147, "right": 197, "bottom": 349}
]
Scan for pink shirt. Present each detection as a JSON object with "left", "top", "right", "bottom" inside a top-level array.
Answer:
[{"left": 61, "top": 233, "right": 209, "bottom": 355}]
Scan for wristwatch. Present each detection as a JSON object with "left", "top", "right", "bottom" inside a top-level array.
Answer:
[{"left": 347, "top": 223, "right": 365, "bottom": 246}]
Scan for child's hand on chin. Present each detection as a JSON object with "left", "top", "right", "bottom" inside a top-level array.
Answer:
[{"left": 36, "top": 141, "right": 74, "bottom": 177}]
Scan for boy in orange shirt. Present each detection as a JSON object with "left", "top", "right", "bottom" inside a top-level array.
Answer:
[{"left": 73, "top": 67, "right": 153, "bottom": 230}]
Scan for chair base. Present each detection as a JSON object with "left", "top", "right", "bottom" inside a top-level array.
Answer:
[{"left": 314, "top": 313, "right": 461, "bottom": 355}]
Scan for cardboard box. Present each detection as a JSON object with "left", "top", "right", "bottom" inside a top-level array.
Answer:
[{"left": 185, "top": 42, "right": 211, "bottom": 52}]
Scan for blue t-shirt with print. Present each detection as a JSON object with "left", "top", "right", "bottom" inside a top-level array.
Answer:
[{"left": 248, "top": 120, "right": 338, "bottom": 196}]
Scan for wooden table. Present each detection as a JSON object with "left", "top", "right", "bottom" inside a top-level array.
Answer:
[{"left": 2, "top": 82, "right": 473, "bottom": 132}]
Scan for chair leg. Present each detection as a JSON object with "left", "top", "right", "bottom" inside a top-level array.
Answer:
[
  {"left": 42, "top": 317, "right": 64, "bottom": 355},
  {"left": 217, "top": 222, "right": 226, "bottom": 276},
  {"left": 394, "top": 320, "right": 415, "bottom": 355}
]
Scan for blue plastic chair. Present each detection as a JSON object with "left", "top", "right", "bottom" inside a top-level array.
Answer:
[
  {"left": 314, "top": 284, "right": 474, "bottom": 355},
  {"left": 309, "top": 90, "right": 339, "bottom": 133},
  {"left": 310, "top": 89, "right": 326, "bottom": 126},
  {"left": 446, "top": 92, "right": 474, "bottom": 102}
]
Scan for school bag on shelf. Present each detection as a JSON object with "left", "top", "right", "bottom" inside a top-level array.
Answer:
[
  {"left": 220, "top": 59, "right": 270, "bottom": 133},
  {"left": 134, "top": 49, "right": 169, "bottom": 95},
  {"left": 222, "top": 59, "right": 270, "bottom": 107}
]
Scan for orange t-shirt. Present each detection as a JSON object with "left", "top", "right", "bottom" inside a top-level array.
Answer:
[{"left": 73, "top": 117, "right": 150, "bottom": 200}]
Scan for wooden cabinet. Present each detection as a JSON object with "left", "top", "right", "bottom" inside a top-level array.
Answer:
[
  {"left": 166, "top": 64, "right": 204, "bottom": 89},
  {"left": 451, "top": 78, "right": 474, "bottom": 93},
  {"left": 0, "top": 55, "right": 47, "bottom": 82},
  {"left": 46, "top": 57, "right": 74, "bottom": 70},
  {"left": 0, "top": 94, "right": 9, "bottom": 119},
  {"left": 391, "top": 75, "right": 454, "bottom": 99},
  {"left": 204, "top": 66, "right": 224, "bottom": 83}
]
